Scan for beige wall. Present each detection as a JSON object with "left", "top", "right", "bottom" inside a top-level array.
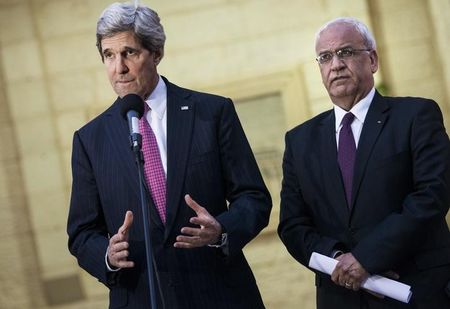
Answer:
[{"left": 0, "top": 0, "right": 448, "bottom": 308}]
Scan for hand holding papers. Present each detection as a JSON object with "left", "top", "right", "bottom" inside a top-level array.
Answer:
[{"left": 308, "top": 252, "right": 412, "bottom": 303}]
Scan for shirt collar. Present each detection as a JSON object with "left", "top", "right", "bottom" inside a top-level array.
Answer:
[
  {"left": 144, "top": 75, "right": 167, "bottom": 120},
  {"left": 334, "top": 87, "right": 375, "bottom": 132}
]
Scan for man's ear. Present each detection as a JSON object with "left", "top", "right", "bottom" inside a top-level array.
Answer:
[
  {"left": 370, "top": 49, "right": 379, "bottom": 74},
  {"left": 153, "top": 50, "right": 163, "bottom": 65}
]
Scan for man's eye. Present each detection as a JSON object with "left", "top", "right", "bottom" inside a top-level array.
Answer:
[
  {"left": 104, "top": 53, "right": 113, "bottom": 59},
  {"left": 320, "top": 53, "right": 332, "bottom": 62},
  {"left": 339, "top": 49, "right": 353, "bottom": 57},
  {"left": 126, "top": 50, "right": 136, "bottom": 56}
]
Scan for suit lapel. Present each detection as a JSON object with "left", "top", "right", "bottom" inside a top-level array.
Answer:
[
  {"left": 163, "top": 78, "right": 194, "bottom": 241},
  {"left": 351, "top": 91, "right": 389, "bottom": 210},
  {"left": 105, "top": 99, "right": 139, "bottom": 195},
  {"left": 105, "top": 100, "right": 165, "bottom": 230},
  {"left": 318, "top": 112, "right": 349, "bottom": 223}
]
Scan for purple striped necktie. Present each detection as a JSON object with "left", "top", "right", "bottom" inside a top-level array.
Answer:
[
  {"left": 337, "top": 112, "right": 356, "bottom": 208},
  {"left": 139, "top": 105, "right": 167, "bottom": 223}
]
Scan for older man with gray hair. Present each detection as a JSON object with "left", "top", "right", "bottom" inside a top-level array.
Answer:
[
  {"left": 278, "top": 17, "right": 450, "bottom": 308},
  {"left": 67, "top": 2, "right": 271, "bottom": 308}
]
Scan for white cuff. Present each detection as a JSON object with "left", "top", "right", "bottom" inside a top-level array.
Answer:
[
  {"left": 105, "top": 246, "right": 121, "bottom": 272},
  {"left": 207, "top": 233, "right": 228, "bottom": 248},
  {"left": 331, "top": 250, "right": 344, "bottom": 258}
]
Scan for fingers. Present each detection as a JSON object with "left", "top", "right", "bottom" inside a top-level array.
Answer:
[
  {"left": 173, "top": 235, "right": 202, "bottom": 249},
  {"left": 110, "top": 211, "right": 133, "bottom": 245},
  {"left": 107, "top": 240, "right": 135, "bottom": 268},
  {"left": 184, "top": 195, "right": 219, "bottom": 229},
  {"left": 331, "top": 256, "right": 349, "bottom": 284},
  {"left": 174, "top": 225, "right": 220, "bottom": 249},
  {"left": 332, "top": 254, "right": 348, "bottom": 285},
  {"left": 332, "top": 253, "right": 368, "bottom": 290},
  {"left": 175, "top": 196, "right": 222, "bottom": 249},
  {"left": 118, "top": 210, "right": 134, "bottom": 237},
  {"left": 107, "top": 211, "right": 135, "bottom": 269},
  {"left": 184, "top": 194, "right": 205, "bottom": 214},
  {"left": 180, "top": 226, "right": 201, "bottom": 236}
]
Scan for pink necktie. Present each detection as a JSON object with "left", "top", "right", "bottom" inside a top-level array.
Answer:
[{"left": 139, "top": 106, "right": 167, "bottom": 223}]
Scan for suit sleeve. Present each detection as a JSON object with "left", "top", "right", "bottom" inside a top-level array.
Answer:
[
  {"left": 214, "top": 99, "right": 272, "bottom": 256},
  {"left": 278, "top": 132, "right": 344, "bottom": 266},
  {"left": 67, "top": 131, "right": 116, "bottom": 287},
  {"left": 353, "top": 100, "right": 450, "bottom": 273}
]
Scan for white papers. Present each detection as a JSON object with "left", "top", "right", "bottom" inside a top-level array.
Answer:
[{"left": 308, "top": 252, "right": 412, "bottom": 303}]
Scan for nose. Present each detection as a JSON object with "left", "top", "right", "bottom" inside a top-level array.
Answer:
[
  {"left": 115, "top": 56, "right": 129, "bottom": 74},
  {"left": 330, "top": 54, "right": 346, "bottom": 71}
]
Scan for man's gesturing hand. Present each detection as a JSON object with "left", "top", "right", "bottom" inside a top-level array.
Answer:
[
  {"left": 107, "top": 211, "right": 135, "bottom": 269},
  {"left": 174, "top": 194, "right": 222, "bottom": 249}
]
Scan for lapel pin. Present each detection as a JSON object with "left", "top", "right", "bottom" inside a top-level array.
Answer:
[
  {"left": 377, "top": 120, "right": 382, "bottom": 124},
  {"left": 181, "top": 106, "right": 189, "bottom": 111}
]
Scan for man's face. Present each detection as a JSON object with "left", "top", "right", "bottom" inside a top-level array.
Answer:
[
  {"left": 315, "top": 23, "right": 378, "bottom": 106},
  {"left": 101, "top": 31, "right": 161, "bottom": 99}
]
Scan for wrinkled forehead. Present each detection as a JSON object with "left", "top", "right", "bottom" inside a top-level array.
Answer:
[
  {"left": 315, "top": 23, "right": 364, "bottom": 53},
  {"left": 101, "top": 31, "right": 141, "bottom": 52}
]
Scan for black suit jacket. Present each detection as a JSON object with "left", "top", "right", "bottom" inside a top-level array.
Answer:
[
  {"left": 278, "top": 91, "right": 450, "bottom": 308},
  {"left": 67, "top": 77, "right": 272, "bottom": 309}
]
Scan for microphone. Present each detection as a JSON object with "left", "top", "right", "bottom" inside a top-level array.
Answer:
[
  {"left": 119, "top": 94, "right": 145, "bottom": 151},
  {"left": 119, "top": 93, "right": 160, "bottom": 307}
]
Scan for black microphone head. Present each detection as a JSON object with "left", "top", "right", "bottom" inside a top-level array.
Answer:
[{"left": 119, "top": 94, "right": 145, "bottom": 119}]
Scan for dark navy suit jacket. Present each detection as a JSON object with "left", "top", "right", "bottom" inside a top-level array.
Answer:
[
  {"left": 278, "top": 91, "right": 450, "bottom": 308},
  {"left": 68, "top": 77, "right": 272, "bottom": 308}
]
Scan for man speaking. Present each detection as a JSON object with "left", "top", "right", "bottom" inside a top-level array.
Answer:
[{"left": 67, "top": 2, "right": 271, "bottom": 308}]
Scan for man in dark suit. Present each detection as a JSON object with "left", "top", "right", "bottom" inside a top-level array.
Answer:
[
  {"left": 278, "top": 17, "right": 450, "bottom": 308},
  {"left": 67, "top": 2, "right": 271, "bottom": 308}
]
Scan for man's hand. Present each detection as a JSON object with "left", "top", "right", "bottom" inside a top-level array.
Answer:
[
  {"left": 331, "top": 252, "right": 369, "bottom": 291},
  {"left": 107, "top": 211, "right": 135, "bottom": 269},
  {"left": 174, "top": 194, "right": 222, "bottom": 249}
]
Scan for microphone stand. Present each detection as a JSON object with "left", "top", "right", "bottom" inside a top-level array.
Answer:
[{"left": 131, "top": 133, "right": 158, "bottom": 309}]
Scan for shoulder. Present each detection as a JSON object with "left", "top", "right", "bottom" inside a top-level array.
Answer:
[
  {"left": 376, "top": 95, "right": 444, "bottom": 125},
  {"left": 165, "top": 77, "right": 229, "bottom": 103},
  {"left": 282, "top": 110, "right": 333, "bottom": 154},
  {"left": 382, "top": 95, "right": 441, "bottom": 113},
  {"left": 76, "top": 101, "right": 117, "bottom": 136},
  {"left": 165, "top": 78, "right": 234, "bottom": 117},
  {"left": 190, "top": 89, "right": 232, "bottom": 111},
  {"left": 287, "top": 109, "right": 332, "bottom": 138}
]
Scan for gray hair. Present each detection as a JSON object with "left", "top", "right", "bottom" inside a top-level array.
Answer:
[
  {"left": 315, "top": 17, "right": 376, "bottom": 50},
  {"left": 96, "top": 2, "right": 166, "bottom": 61}
]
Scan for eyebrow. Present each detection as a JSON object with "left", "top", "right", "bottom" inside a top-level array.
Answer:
[
  {"left": 318, "top": 45, "right": 353, "bottom": 54},
  {"left": 102, "top": 46, "right": 141, "bottom": 55},
  {"left": 123, "top": 46, "right": 140, "bottom": 53}
]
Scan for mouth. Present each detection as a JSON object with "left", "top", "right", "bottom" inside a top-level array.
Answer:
[
  {"left": 331, "top": 76, "right": 349, "bottom": 83},
  {"left": 116, "top": 76, "right": 135, "bottom": 85},
  {"left": 116, "top": 79, "right": 134, "bottom": 85}
]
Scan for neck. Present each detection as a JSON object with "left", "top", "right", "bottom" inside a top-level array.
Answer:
[
  {"left": 332, "top": 88, "right": 372, "bottom": 111},
  {"left": 143, "top": 75, "right": 160, "bottom": 100}
]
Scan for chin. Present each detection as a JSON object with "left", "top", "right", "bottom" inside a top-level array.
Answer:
[
  {"left": 329, "top": 90, "right": 346, "bottom": 99},
  {"left": 330, "top": 86, "right": 354, "bottom": 98},
  {"left": 115, "top": 88, "right": 137, "bottom": 98}
]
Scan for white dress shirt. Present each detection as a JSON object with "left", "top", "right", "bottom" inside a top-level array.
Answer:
[{"left": 334, "top": 88, "right": 375, "bottom": 149}]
